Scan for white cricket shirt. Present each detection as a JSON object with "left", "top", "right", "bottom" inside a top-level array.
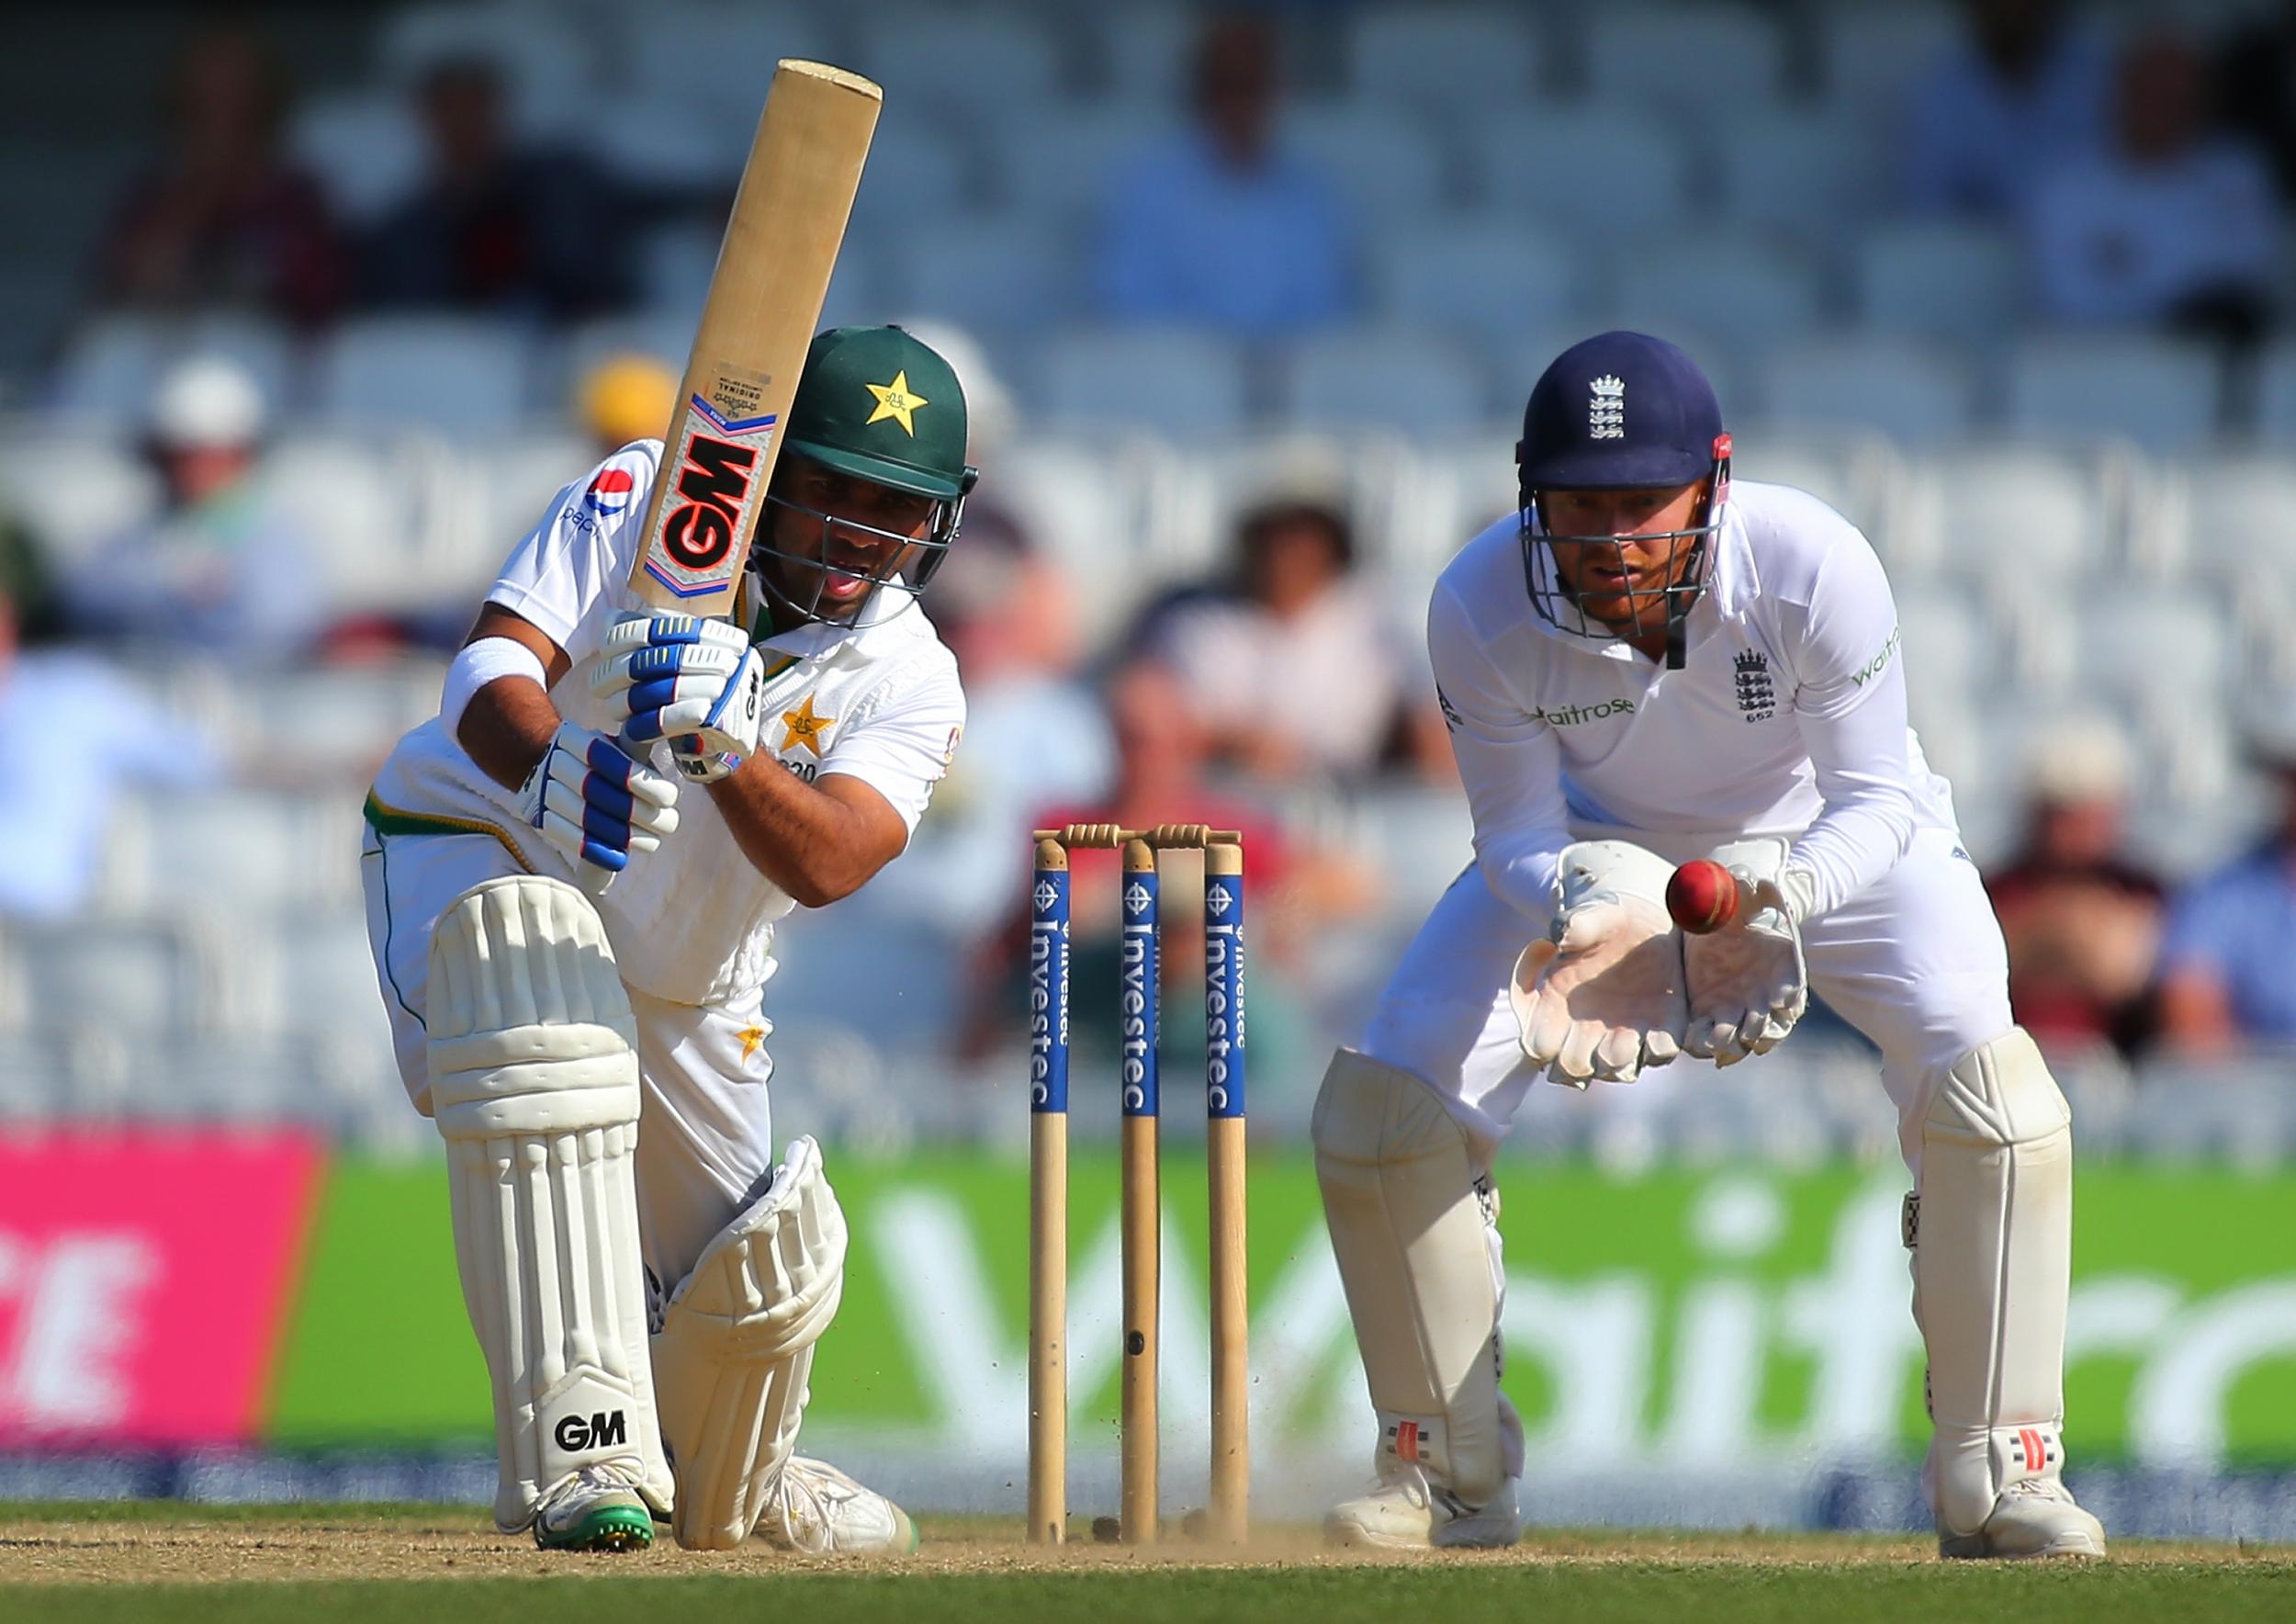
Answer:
[
  {"left": 1432, "top": 479, "right": 1956, "bottom": 926},
  {"left": 370, "top": 440, "right": 967, "bottom": 1006}
]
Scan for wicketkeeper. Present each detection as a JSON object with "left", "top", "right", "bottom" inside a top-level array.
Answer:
[
  {"left": 1314, "top": 331, "right": 2104, "bottom": 1561},
  {"left": 360, "top": 327, "right": 972, "bottom": 1553}
]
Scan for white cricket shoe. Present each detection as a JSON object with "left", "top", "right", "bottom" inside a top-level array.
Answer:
[
  {"left": 532, "top": 1462, "right": 657, "bottom": 1552},
  {"left": 754, "top": 1455, "right": 919, "bottom": 1555},
  {"left": 1939, "top": 1478, "right": 2107, "bottom": 1561},
  {"left": 1323, "top": 1462, "right": 1523, "bottom": 1551}
]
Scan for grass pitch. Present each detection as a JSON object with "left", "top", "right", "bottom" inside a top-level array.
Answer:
[{"left": 2, "top": 1502, "right": 2290, "bottom": 1622}]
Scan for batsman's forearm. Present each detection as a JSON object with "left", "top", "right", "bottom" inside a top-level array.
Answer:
[
  {"left": 709, "top": 757, "right": 883, "bottom": 908},
  {"left": 457, "top": 679, "right": 561, "bottom": 793}
]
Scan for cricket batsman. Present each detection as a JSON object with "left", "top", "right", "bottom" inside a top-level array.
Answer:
[
  {"left": 1313, "top": 332, "right": 2105, "bottom": 1560},
  {"left": 359, "top": 327, "right": 972, "bottom": 1553}
]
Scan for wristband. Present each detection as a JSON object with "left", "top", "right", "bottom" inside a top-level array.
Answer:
[{"left": 442, "top": 635, "right": 550, "bottom": 739}]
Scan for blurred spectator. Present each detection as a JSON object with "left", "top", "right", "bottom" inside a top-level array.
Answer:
[
  {"left": 2155, "top": 719, "right": 2296, "bottom": 1053},
  {"left": 1985, "top": 717, "right": 2164, "bottom": 1057},
  {"left": 359, "top": 57, "right": 635, "bottom": 321},
  {"left": 575, "top": 352, "right": 678, "bottom": 457},
  {"left": 2022, "top": 31, "right": 2279, "bottom": 344},
  {"left": 1092, "top": 12, "right": 1356, "bottom": 339},
  {"left": 92, "top": 27, "right": 345, "bottom": 328},
  {"left": 1901, "top": 0, "right": 2112, "bottom": 218},
  {"left": 0, "top": 550, "right": 222, "bottom": 922},
  {"left": 884, "top": 503, "right": 1115, "bottom": 937},
  {"left": 57, "top": 355, "right": 322, "bottom": 660},
  {"left": 2221, "top": 0, "right": 2296, "bottom": 204},
  {"left": 1136, "top": 470, "right": 1444, "bottom": 787},
  {"left": 962, "top": 656, "right": 1374, "bottom": 1078}
]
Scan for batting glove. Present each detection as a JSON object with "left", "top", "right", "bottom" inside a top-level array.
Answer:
[
  {"left": 591, "top": 614, "right": 785, "bottom": 783},
  {"left": 517, "top": 719, "right": 681, "bottom": 889}
]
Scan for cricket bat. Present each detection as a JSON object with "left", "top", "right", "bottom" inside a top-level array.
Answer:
[{"left": 625, "top": 60, "right": 882, "bottom": 616}]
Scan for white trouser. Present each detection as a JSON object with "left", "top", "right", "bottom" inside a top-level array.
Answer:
[
  {"left": 1361, "top": 824, "right": 2012, "bottom": 1176},
  {"left": 363, "top": 826, "right": 778, "bottom": 1293}
]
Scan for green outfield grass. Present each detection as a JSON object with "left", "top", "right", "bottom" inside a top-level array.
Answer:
[{"left": 5, "top": 1504, "right": 2290, "bottom": 1624}]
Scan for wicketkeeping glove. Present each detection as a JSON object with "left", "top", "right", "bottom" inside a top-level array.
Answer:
[
  {"left": 1509, "top": 840, "right": 1688, "bottom": 1088},
  {"left": 517, "top": 720, "right": 681, "bottom": 891},
  {"left": 1679, "top": 838, "right": 1809, "bottom": 1066},
  {"left": 591, "top": 614, "right": 791, "bottom": 784}
]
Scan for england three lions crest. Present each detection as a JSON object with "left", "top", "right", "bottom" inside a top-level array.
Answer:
[
  {"left": 1588, "top": 374, "right": 1626, "bottom": 439},
  {"left": 1734, "top": 648, "right": 1777, "bottom": 722}
]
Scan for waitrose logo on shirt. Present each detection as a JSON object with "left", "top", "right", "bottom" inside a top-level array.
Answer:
[
  {"left": 1851, "top": 626, "right": 1901, "bottom": 687},
  {"left": 1534, "top": 697, "right": 1637, "bottom": 727}
]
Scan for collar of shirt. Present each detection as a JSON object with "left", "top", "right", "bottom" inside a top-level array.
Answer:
[{"left": 747, "top": 585, "right": 918, "bottom": 668}]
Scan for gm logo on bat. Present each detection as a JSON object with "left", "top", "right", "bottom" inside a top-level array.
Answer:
[{"left": 652, "top": 396, "right": 779, "bottom": 585}]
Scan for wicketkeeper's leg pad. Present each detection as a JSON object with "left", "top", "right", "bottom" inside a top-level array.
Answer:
[
  {"left": 1910, "top": 1027, "right": 2075, "bottom": 1539},
  {"left": 427, "top": 874, "right": 674, "bottom": 1531},
  {"left": 1312, "top": 1048, "right": 1522, "bottom": 1506},
  {"left": 652, "top": 1134, "right": 848, "bottom": 1551}
]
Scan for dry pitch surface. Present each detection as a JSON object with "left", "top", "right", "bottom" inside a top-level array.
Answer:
[{"left": 3, "top": 1503, "right": 2291, "bottom": 1622}]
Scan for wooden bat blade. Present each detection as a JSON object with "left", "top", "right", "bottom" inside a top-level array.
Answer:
[{"left": 626, "top": 60, "right": 882, "bottom": 615}]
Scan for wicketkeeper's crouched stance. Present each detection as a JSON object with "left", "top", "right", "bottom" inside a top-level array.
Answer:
[
  {"left": 1315, "top": 332, "right": 2103, "bottom": 1561},
  {"left": 361, "top": 328, "right": 973, "bottom": 1552}
]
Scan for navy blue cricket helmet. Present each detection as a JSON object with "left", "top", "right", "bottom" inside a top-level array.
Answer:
[{"left": 1515, "top": 331, "right": 1732, "bottom": 669}]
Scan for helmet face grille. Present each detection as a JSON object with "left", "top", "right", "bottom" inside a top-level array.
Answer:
[
  {"left": 1519, "top": 519, "right": 1716, "bottom": 648},
  {"left": 748, "top": 484, "right": 965, "bottom": 631}
]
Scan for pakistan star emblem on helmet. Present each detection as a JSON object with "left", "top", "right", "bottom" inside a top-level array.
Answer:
[
  {"left": 1205, "top": 885, "right": 1232, "bottom": 919},
  {"left": 1034, "top": 880, "right": 1060, "bottom": 914},
  {"left": 1589, "top": 374, "right": 1626, "bottom": 440},
  {"left": 1124, "top": 881, "right": 1153, "bottom": 917},
  {"left": 862, "top": 369, "right": 928, "bottom": 435}
]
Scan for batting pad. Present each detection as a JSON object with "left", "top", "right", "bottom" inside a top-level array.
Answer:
[
  {"left": 427, "top": 874, "right": 674, "bottom": 1531},
  {"left": 653, "top": 1134, "right": 849, "bottom": 1550},
  {"left": 1312, "top": 1049, "right": 1521, "bottom": 1506},
  {"left": 1912, "top": 1027, "right": 2074, "bottom": 1537}
]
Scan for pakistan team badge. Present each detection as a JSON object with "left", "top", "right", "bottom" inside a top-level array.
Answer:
[
  {"left": 863, "top": 371, "right": 927, "bottom": 435},
  {"left": 782, "top": 694, "right": 836, "bottom": 755},
  {"left": 1734, "top": 648, "right": 1777, "bottom": 723}
]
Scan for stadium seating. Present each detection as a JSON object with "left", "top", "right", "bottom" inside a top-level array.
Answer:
[
  {"left": 52, "top": 315, "right": 298, "bottom": 421},
  {"left": 988, "top": 104, "right": 1167, "bottom": 225},
  {"left": 1853, "top": 220, "right": 2026, "bottom": 350},
  {"left": 1711, "top": 108, "right": 1885, "bottom": 254},
  {"left": 311, "top": 317, "right": 537, "bottom": 434},
  {"left": 1276, "top": 326, "right": 1493, "bottom": 431},
  {"left": 857, "top": 11, "right": 1065, "bottom": 120},
  {"left": 1284, "top": 102, "right": 1456, "bottom": 220},
  {"left": 2005, "top": 335, "right": 2227, "bottom": 454},
  {"left": 1756, "top": 335, "right": 1978, "bottom": 445},
  {"left": 1345, "top": 3, "right": 1547, "bottom": 114},
  {"left": 1035, "top": 325, "right": 1248, "bottom": 435},
  {"left": 1817, "top": 1, "right": 1962, "bottom": 118},
  {"left": 892, "top": 215, "right": 1081, "bottom": 343},
  {"left": 1367, "top": 216, "right": 1579, "bottom": 344},
  {"left": 1470, "top": 102, "right": 1692, "bottom": 234},
  {"left": 1604, "top": 237, "right": 1827, "bottom": 375},
  {"left": 613, "top": 2, "right": 836, "bottom": 134},
  {"left": 1581, "top": 5, "right": 1790, "bottom": 123}
]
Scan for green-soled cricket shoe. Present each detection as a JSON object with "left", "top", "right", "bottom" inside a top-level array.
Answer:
[{"left": 533, "top": 1465, "right": 658, "bottom": 1552}]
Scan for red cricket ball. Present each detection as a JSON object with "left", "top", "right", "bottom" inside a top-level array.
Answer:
[{"left": 1666, "top": 860, "right": 1739, "bottom": 935}]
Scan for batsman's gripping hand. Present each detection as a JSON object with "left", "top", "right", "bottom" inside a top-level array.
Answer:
[
  {"left": 517, "top": 719, "right": 681, "bottom": 891},
  {"left": 1509, "top": 840, "right": 1687, "bottom": 1088},
  {"left": 1680, "top": 838, "right": 1808, "bottom": 1066},
  {"left": 591, "top": 615, "right": 775, "bottom": 784}
]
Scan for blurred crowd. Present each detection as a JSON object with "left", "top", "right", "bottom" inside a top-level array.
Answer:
[
  {"left": 3, "top": 0, "right": 2295, "bottom": 1120},
  {"left": 60, "top": 3, "right": 2296, "bottom": 353}
]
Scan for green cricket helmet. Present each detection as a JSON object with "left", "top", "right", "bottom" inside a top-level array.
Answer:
[{"left": 751, "top": 324, "right": 981, "bottom": 628}]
